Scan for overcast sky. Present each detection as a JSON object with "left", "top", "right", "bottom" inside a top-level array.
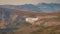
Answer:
[{"left": 0, "top": 0, "right": 60, "bottom": 5}]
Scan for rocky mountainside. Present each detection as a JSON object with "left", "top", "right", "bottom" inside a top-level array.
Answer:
[{"left": 0, "top": 8, "right": 60, "bottom": 34}]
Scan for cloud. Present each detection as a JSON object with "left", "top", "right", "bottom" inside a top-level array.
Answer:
[{"left": 0, "top": 0, "right": 60, "bottom": 5}]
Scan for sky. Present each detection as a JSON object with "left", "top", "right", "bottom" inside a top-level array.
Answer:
[{"left": 0, "top": 0, "right": 60, "bottom": 5}]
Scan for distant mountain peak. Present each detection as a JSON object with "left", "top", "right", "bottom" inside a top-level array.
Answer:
[{"left": 0, "top": 3, "right": 60, "bottom": 13}]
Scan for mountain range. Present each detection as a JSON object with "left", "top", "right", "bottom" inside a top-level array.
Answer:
[{"left": 0, "top": 3, "right": 60, "bottom": 12}]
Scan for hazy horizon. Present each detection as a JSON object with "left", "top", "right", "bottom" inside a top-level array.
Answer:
[{"left": 0, "top": 0, "right": 60, "bottom": 5}]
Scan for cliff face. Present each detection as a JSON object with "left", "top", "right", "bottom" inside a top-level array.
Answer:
[{"left": 0, "top": 8, "right": 25, "bottom": 28}]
